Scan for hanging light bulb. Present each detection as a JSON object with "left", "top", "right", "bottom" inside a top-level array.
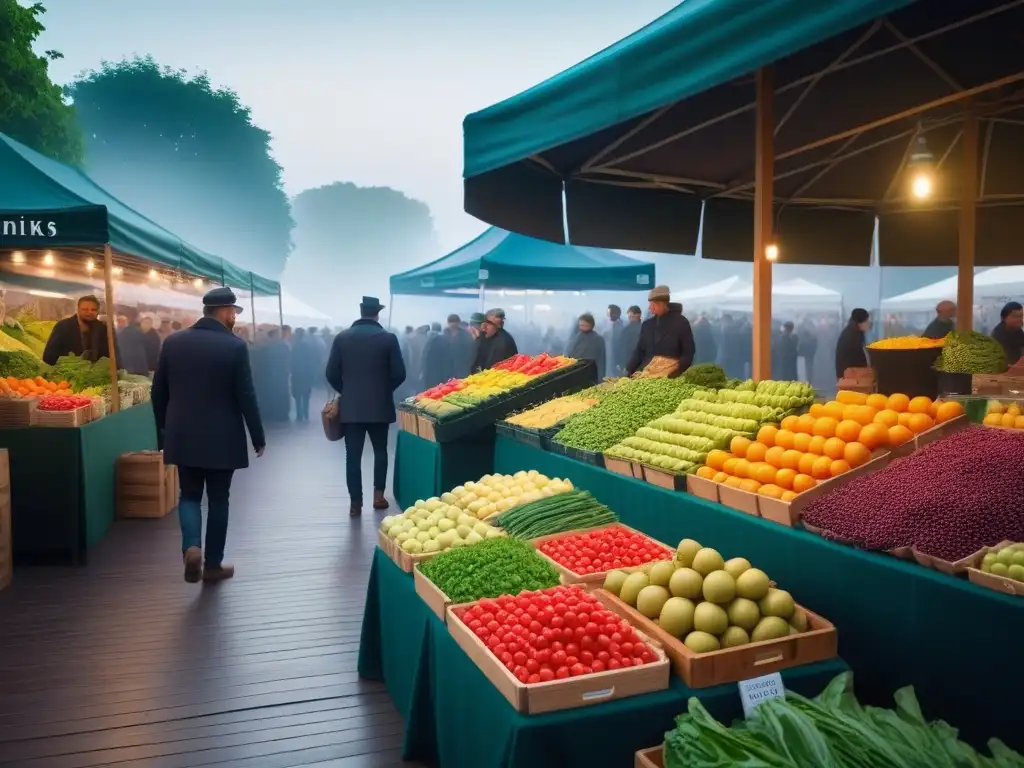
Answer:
[
  {"left": 911, "top": 173, "right": 933, "bottom": 199},
  {"left": 85, "top": 258, "right": 95, "bottom": 272},
  {"left": 42, "top": 251, "right": 54, "bottom": 266},
  {"left": 113, "top": 266, "right": 124, "bottom": 277},
  {"left": 193, "top": 278, "right": 203, "bottom": 289},
  {"left": 11, "top": 251, "right": 25, "bottom": 264},
  {"left": 765, "top": 243, "right": 780, "bottom": 262},
  {"left": 907, "top": 131, "right": 935, "bottom": 200},
  {"left": 148, "top": 269, "right": 158, "bottom": 280}
]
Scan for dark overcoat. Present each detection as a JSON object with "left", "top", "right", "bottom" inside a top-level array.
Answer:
[
  {"left": 325, "top": 319, "right": 406, "bottom": 424},
  {"left": 151, "top": 317, "right": 266, "bottom": 470},
  {"left": 42, "top": 315, "right": 118, "bottom": 366}
]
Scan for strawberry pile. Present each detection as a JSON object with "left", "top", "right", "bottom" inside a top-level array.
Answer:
[{"left": 38, "top": 394, "right": 93, "bottom": 411}]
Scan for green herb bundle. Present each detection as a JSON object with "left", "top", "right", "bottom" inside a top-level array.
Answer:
[
  {"left": 935, "top": 331, "right": 1007, "bottom": 374},
  {"left": 682, "top": 363, "right": 728, "bottom": 389},
  {"left": 418, "top": 537, "right": 560, "bottom": 604},
  {"left": 0, "top": 351, "right": 48, "bottom": 380},
  {"left": 493, "top": 490, "right": 617, "bottom": 539},
  {"left": 46, "top": 354, "right": 115, "bottom": 390}
]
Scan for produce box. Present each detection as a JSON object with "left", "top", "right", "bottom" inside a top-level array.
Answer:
[
  {"left": 888, "top": 413, "right": 969, "bottom": 458},
  {"left": 966, "top": 541, "right": 1024, "bottom": 597},
  {"left": 686, "top": 474, "right": 719, "bottom": 502},
  {"left": 717, "top": 484, "right": 761, "bottom": 516},
  {"left": 549, "top": 440, "right": 605, "bottom": 468},
  {"left": 641, "top": 465, "right": 687, "bottom": 491},
  {"left": 603, "top": 456, "right": 638, "bottom": 479},
  {"left": 635, "top": 747, "right": 664, "bottom": 768},
  {"left": 116, "top": 451, "right": 175, "bottom": 518},
  {"left": 446, "top": 591, "right": 670, "bottom": 714},
  {"left": 416, "top": 414, "right": 438, "bottom": 442},
  {"left": 595, "top": 588, "right": 837, "bottom": 689},
  {"left": 31, "top": 403, "right": 92, "bottom": 428},
  {"left": 909, "top": 546, "right": 980, "bottom": 576},
  {"left": 0, "top": 397, "right": 38, "bottom": 428},
  {"left": 972, "top": 374, "right": 1024, "bottom": 396},
  {"left": 495, "top": 421, "right": 550, "bottom": 451},
  {"left": 531, "top": 525, "right": 674, "bottom": 586},
  {"left": 414, "top": 563, "right": 451, "bottom": 622},
  {"left": 382, "top": 532, "right": 440, "bottom": 573},
  {"left": 397, "top": 406, "right": 419, "bottom": 435}
]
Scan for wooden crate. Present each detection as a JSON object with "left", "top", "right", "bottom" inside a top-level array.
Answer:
[
  {"left": 417, "top": 415, "right": 437, "bottom": 442},
  {"left": 31, "top": 403, "right": 91, "bottom": 428},
  {"left": 414, "top": 565, "right": 451, "bottom": 622},
  {"left": 635, "top": 747, "right": 664, "bottom": 768},
  {"left": 641, "top": 465, "right": 687, "bottom": 491},
  {"left": 966, "top": 541, "right": 1024, "bottom": 597},
  {"left": 116, "top": 451, "right": 173, "bottom": 518},
  {"left": 717, "top": 484, "right": 761, "bottom": 516},
  {"left": 0, "top": 397, "right": 39, "bottom": 428},
  {"left": 888, "top": 414, "right": 970, "bottom": 458},
  {"left": 90, "top": 399, "right": 106, "bottom": 421},
  {"left": 378, "top": 529, "right": 441, "bottom": 573},
  {"left": 972, "top": 374, "right": 1024, "bottom": 396},
  {"left": 686, "top": 474, "right": 719, "bottom": 502},
  {"left": 447, "top": 599, "right": 669, "bottom": 714},
  {"left": 164, "top": 465, "right": 179, "bottom": 511},
  {"left": 594, "top": 589, "right": 837, "bottom": 689},
  {"left": 398, "top": 409, "right": 419, "bottom": 435},
  {"left": 603, "top": 456, "right": 636, "bottom": 479},
  {"left": 530, "top": 524, "right": 675, "bottom": 586}
]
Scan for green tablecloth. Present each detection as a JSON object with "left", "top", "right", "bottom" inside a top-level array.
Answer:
[
  {"left": 494, "top": 435, "right": 1024, "bottom": 751},
  {"left": 393, "top": 429, "right": 495, "bottom": 509},
  {"left": 358, "top": 547, "right": 847, "bottom": 767},
  {"left": 0, "top": 405, "right": 157, "bottom": 564}
]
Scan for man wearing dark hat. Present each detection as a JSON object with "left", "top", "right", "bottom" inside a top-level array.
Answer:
[
  {"left": 472, "top": 308, "right": 518, "bottom": 372},
  {"left": 625, "top": 286, "right": 696, "bottom": 376},
  {"left": 152, "top": 287, "right": 266, "bottom": 583},
  {"left": 326, "top": 297, "right": 406, "bottom": 516},
  {"left": 445, "top": 313, "right": 474, "bottom": 378}
]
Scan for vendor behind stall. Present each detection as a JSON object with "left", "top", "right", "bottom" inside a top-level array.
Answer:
[
  {"left": 991, "top": 301, "right": 1024, "bottom": 366},
  {"left": 42, "top": 295, "right": 119, "bottom": 365},
  {"left": 625, "top": 286, "right": 695, "bottom": 376}
]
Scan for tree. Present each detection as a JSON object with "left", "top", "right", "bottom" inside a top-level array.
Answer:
[
  {"left": 66, "top": 57, "right": 293, "bottom": 279},
  {"left": 285, "top": 182, "right": 438, "bottom": 318},
  {"left": 0, "top": 1, "right": 83, "bottom": 164}
]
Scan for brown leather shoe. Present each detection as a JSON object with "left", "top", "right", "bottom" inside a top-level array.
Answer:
[
  {"left": 202, "top": 564, "right": 235, "bottom": 582},
  {"left": 183, "top": 546, "right": 202, "bottom": 583},
  {"left": 373, "top": 492, "right": 389, "bottom": 511},
  {"left": 350, "top": 505, "right": 362, "bottom": 517}
]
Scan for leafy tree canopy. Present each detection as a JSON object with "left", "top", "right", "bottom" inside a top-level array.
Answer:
[
  {"left": 66, "top": 56, "right": 293, "bottom": 279},
  {"left": 286, "top": 182, "right": 438, "bottom": 316},
  {"left": 0, "top": 1, "right": 83, "bottom": 164}
]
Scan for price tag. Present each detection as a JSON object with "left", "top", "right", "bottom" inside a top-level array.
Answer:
[{"left": 737, "top": 673, "right": 785, "bottom": 718}]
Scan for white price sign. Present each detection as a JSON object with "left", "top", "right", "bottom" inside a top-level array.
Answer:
[{"left": 738, "top": 673, "right": 786, "bottom": 718}]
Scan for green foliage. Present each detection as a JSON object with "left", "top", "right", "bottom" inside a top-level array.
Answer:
[
  {"left": 66, "top": 56, "right": 293, "bottom": 278},
  {"left": 418, "top": 537, "right": 560, "bottom": 604},
  {"left": 0, "top": 351, "right": 47, "bottom": 380},
  {"left": 0, "top": 1, "right": 83, "bottom": 164}
]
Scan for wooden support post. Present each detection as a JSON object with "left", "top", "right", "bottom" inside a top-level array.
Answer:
[
  {"left": 957, "top": 110, "right": 978, "bottom": 333},
  {"left": 102, "top": 245, "right": 120, "bottom": 413},
  {"left": 752, "top": 67, "right": 774, "bottom": 382}
]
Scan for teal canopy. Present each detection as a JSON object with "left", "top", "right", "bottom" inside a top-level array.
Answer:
[
  {"left": 0, "top": 133, "right": 279, "bottom": 295},
  {"left": 462, "top": 1, "right": 1024, "bottom": 267},
  {"left": 389, "top": 228, "right": 655, "bottom": 295}
]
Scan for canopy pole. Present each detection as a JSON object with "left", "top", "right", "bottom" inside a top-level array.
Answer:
[
  {"left": 752, "top": 67, "right": 774, "bottom": 382},
  {"left": 387, "top": 294, "right": 394, "bottom": 329},
  {"left": 249, "top": 272, "right": 257, "bottom": 345},
  {"left": 957, "top": 108, "right": 978, "bottom": 333},
  {"left": 102, "top": 244, "right": 120, "bottom": 413},
  {"left": 479, "top": 282, "right": 486, "bottom": 313},
  {"left": 277, "top": 284, "right": 284, "bottom": 331}
]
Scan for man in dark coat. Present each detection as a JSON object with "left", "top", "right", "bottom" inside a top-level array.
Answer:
[
  {"left": 797, "top": 319, "right": 819, "bottom": 386},
  {"left": 43, "top": 294, "right": 119, "bottom": 365},
  {"left": 421, "top": 321, "right": 453, "bottom": 389},
  {"left": 617, "top": 306, "right": 642, "bottom": 375},
  {"left": 326, "top": 297, "right": 406, "bottom": 517},
  {"left": 472, "top": 311, "right": 518, "bottom": 372},
  {"left": 445, "top": 314, "right": 474, "bottom": 378},
  {"left": 117, "top": 308, "right": 150, "bottom": 375},
  {"left": 923, "top": 301, "right": 956, "bottom": 340},
  {"left": 289, "top": 328, "right": 320, "bottom": 422},
  {"left": 834, "top": 308, "right": 871, "bottom": 380},
  {"left": 775, "top": 321, "right": 800, "bottom": 381},
  {"left": 603, "top": 305, "right": 624, "bottom": 377},
  {"left": 625, "top": 286, "right": 696, "bottom": 376},
  {"left": 692, "top": 313, "right": 718, "bottom": 366},
  {"left": 151, "top": 288, "right": 265, "bottom": 584},
  {"left": 991, "top": 301, "right": 1024, "bottom": 366},
  {"left": 567, "top": 313, "right": 606, "bottom": 384}
]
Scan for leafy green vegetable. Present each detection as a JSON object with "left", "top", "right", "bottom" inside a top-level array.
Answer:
[
  {"left": 935, "top": 331, "right": 1007, "bottom": 374},
  {"left": 0, "top": 351, "right": 48, "bottom": 380},
  {"left": 46, "top": 354, "right": 116, "bottom": 390},
  {"left": 418, "top": 537, "right": 560, "bottom": 604},
  {"left": 682, "top": 363, "right": 728, "bottom": 389},
  {"left": 1, "top": 324, "right": 45, "bottom": 356},
  {"left": 493, "top": 490, "right": 617, "bottom": 539}
]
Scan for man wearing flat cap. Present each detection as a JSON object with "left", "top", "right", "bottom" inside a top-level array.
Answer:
[
  {"left": 326, "top": 297, "right": 406, "bottom": 516},
  {"left": 472, "top": 308, "right": 518, "bottom": 372},
  {"left": 625, "top": 285, "right": 696, "bottom": 377},
  {"left": 152, "top": 287, "right": 266, "bottom": 584}
]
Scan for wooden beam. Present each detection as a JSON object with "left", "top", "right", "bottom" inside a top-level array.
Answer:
[
  {"left": 753, "top": 67, "right": 774, "bottom": 382},
  {"left": 102, "top": 244, "right": 120, "bottom": 413},
  {"left": 958, "top": 110, "right": 979, "bottom": 333}
]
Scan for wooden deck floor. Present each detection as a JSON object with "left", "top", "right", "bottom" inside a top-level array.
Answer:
[{"left": 0, "top": 421, "right": 422, "bottom": 768}]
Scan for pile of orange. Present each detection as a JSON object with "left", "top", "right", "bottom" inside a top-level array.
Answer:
[
  {"left": 694, "top": 390, "right": 964, "bottom": 502},
  {"left": 0, "top": 376, "right": 71, "bottom": 398}
]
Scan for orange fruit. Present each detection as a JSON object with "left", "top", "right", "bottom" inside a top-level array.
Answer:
[
  {"left": 809, "top": 403, "right": 826, "bottom": 418},
  {"left": 732, "top": 459, "right": 752, "bottom": 478},
  {"left": 929, "top": 400, "right": 941, "bottom": 419},
  {"left": 865, "top": 393, "right": 889, "bottom": 411},
  {"left": 836, "top": 390, "right": 868, "bottom": 405},
  {"left": 723, "top": 457, "right": 740, "bottom": 475},
  {"left": 757, "top": 425, "right": 779, "bottom": 447},
  {"left": 846, "top": 405, "right": 878, "bottom": 426},
  {"left": 858, "top": 423, "right": 889, "bottom": 450},
  {"left": 822, "top": 401, "right": 845, "bottom": 420},
  {"left": 740, "top": 478, "right": 762, "bottom": 494},
  {"left": 835, "top": 419, "right": 862, "bottom": 442},
  {"left": 811, "top": 455, "right": 834, "bottom": 480},
  {"left": 780, "top": 449, "right": 803, "bottom": 470},
  {"left": 843, "top": 441, "right": 871, "bottom": 467},
  {"left": 897, "top": 412, "right": 914, "bottom": 428},
  {"left": 935, "top": 401, "right": 964, "bottom": 423},
  {"left": 1002, "top": 413, "right": 1016, "bottom": 428},
  {"left": 757, "top": 484, "right": 785, "bottom": 499},
  {"left": 753, "top": 463, "right": 777, "bottom": 485},
  {"left": 908, "top": 396, "right": 933, "bottom": 415},
  {"left": 696, "top": 466, "right": 717, "bottom": 479},
  {"left": 706, "top": 450, "right": 729, "bottom": 471},
  {"left": 888, "top": 424, "right": 913, "bottom": 446},
  {"left": 774, "top": 430, "right": 796, "bottom": 450},
  {"left": 781, "top": 490, "right": 798, "bottom": 502},
  {"left": 807, "top": 435, "right": 827, "bottom": 455},
  {"left": 764, "top": 446, "right": 786, "bottom": 468},
  {"left": 724, "top": 476, "right": 744, "bottom": 488},
  {"left": 829, "top": 459, "right": 852, "bottom": 477},
  {"left": 791, "top": 432, "right": 813, "bottom": 453},
  {"left": 792, "top": 474, "right": 817, "bottom": 493},
  {"left": 907, "top": 413, "right": 934, "bottom": 434},
  {"left": 774, "top": 467, "right": 797, "bottom": 490},
  {"left": 873, "top": 409, "right": 899, "bottom": 428},
  {"left": 745, "top": 442, "right": 768, "bottom": 463},
  {"left": 812, "top": 417, "right": 838, "bottom": 438},
  {"left": 1015, "top": 415, "right": 1024, "bottom": 429},
  {"left": 822, "top": 437, "right": 847, "bottom": 460},
  {"left": 730, "top": 436, "right": 752, "bottom": 458},
  {"left": 712, "top": 471, "right": 729, "bottom": 483},
  {"left": 797, "top": 453, "right": 818, "bottom": 475},
  {"left": 795, "top": 414, "right": 817, "bottom": 434},
  {"left": 780, "top": 415, "right": 800, "bottom": 432},
  {"left": 887, "top": 393, "right": 910, "bottom": 413}
]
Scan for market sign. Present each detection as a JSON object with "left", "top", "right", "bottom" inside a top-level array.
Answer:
[{"left": 0, "top": 205, "right": 109, "bottom": 248}]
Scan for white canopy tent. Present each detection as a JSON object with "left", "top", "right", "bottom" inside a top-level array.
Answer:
[
  {"left": 252, "top": 291, "right": 334, "bottom": 328},
  {"left": 716, "top": 278, "right": 843, "bottom": 314},
  {"left": 882, "top": 267, "right": 1024, "bottom": 312},
  {"left": 676, "top": 276, "right": 743, "bottom": 310}
]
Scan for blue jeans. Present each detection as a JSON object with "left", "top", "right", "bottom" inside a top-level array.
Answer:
[
  {"left": 344, "top": 423, "right": 389, "bottom": 505},
  {"left": 178, "top": 467, "right": 235, "bottom": 568}
]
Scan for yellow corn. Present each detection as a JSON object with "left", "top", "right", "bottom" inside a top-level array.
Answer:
[{"left": 867, "top": 336, "right": 945, "bottom": 350}]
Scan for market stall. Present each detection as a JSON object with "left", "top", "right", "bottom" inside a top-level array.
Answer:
[{"left": 0, "top": 132, "right": 280, "bottom": 564}]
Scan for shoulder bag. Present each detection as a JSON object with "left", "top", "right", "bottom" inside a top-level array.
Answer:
[{"left": 321, "top": 395, "right": 344, "bottom": 441}]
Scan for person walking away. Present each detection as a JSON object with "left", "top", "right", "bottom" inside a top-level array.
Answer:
[
  {"left": 421, "top": 322, "right": 452, "bottom": 389},
  {"left": 776, "top": 321, "right": 800, "bottom": 381},
  {"left": 260, "top": 329, "right": 292, "bottom": 422},
  {"left": 567, "top": 313, "right": 606, "bottom": 384},
  {"left": 923, "top": 301, "right": 956, "bottom": 339},
  {"left": 604, "top": 305, "right": 624, "bottom": 377},
  {"left": 692, "top": 314, "right": 717, "bottom": 366},
  {"left": 834, "top": 308, "right": 871, "bottom": 381},
  {"left": 326, "top": 297, "right": 406, "bottom": 517},
  {"left": 151, "top": 288, "right": 265, "bottom": 583},
  {"left": 991, "top": 301, "right": 1024, "bottom": 366},
  {"left": 117, "top": 308, "right": 150, "bottom": 376},
  {"left": 289, "top": 328, "right": 319, "bottom": 422},
  {"left": 797, "top": 319, "right": 819, "bottom": 386},
  {"left": 445, "top": 314, "right": 474, "bottom": 378},
  {"left": 625, "top": 287, "right": 696, "bottom": 376},
  {"left": 43, "top": 294, "right": 119, "bottom": 365},
  {"left": 140, "top": 314, "right": 161, "bottom": 373},
  {"left": 407, "top": 326, "right": 429, "bottom": 389}
]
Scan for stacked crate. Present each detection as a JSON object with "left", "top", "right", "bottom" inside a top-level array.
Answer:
[{"left": 116, "top": 451, "right": 178, "bottom": 518}]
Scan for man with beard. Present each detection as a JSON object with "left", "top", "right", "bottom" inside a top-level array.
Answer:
[
  {"left": 473, "top": 309, "right": 518, "bottom": 371},
  {"left": 43, "top": 294, "right": 118, "bottom": 365},
  {"left": 152, "top": 288, "right": 265, "bottom": 583}
]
